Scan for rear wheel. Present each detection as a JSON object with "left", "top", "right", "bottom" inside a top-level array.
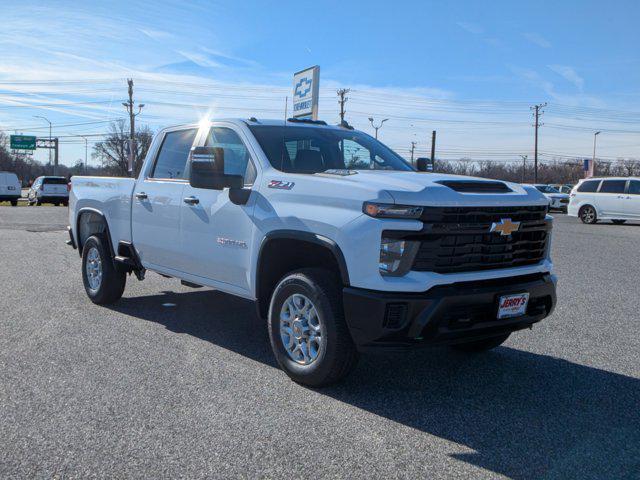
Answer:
[
  {"left": 451, "top": 333, "right": 511, "bottom": 352},
  {"left": 612, "top": 219, "right": 626, "bottom": 225},
  {"left": 268, "top": 268, "right": 358, "bottom": 387},
  {"left": 579, "top": 205, "right": 597, "bottom": 224},
  {"left": 81, "top": 234, "right": 126, "bottom": 304},
  {"left": 10, "top": 200, "right": 17, "bottom": 206}
]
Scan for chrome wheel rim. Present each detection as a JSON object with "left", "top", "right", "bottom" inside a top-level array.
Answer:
[
  {"left": 280, "top": 294, "right": 322, "bottom": 365},
  {"left": 86, "top": 247, "right": 102, "bottom": 291},
  {"left": 582, "top": 207, "right": 595, "bottom": 223}
]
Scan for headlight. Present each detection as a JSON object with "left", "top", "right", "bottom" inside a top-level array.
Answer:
[
  {"left": 363, "top": 202, "right": 423, "bottom": 219},
  {"left": 379, "top": 237, "right": 419, "bottom": 276}
]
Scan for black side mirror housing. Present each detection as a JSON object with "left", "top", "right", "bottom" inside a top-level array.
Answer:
[
  {"left": 189, "top": 146, "right": 243, "bottom": 190},
  {"left": 416, "top": 157, "right": 432, "bottom": 172}
]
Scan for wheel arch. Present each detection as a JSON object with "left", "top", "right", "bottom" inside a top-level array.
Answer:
[
  {"left": 255, "top": 230, "right": 350, "bottom": 319},
  {"left": 76, "top": 208, "right": 116, "bottom": 260}
]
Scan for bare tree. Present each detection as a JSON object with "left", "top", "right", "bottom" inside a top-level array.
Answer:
[{"left": 93, "top": 120, "right": 153, "bottom": 176}]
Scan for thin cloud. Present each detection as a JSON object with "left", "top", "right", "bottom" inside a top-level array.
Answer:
[
  {"left": 456, "top": 21, "right": 484, "bottom": 35},
  {"left": 548, "top": 65, "right": 584, "bottom": 91},
  {"left": 523, "top": 32, "right": 552, "bottom": 48}
]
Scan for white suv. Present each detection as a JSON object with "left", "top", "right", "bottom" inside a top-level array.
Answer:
[
  {"left": 27, "top": 176, "right": 69, "bottom": 206},
  {"left": 568, "top": 177, "right": 640, "bottom": 224}
]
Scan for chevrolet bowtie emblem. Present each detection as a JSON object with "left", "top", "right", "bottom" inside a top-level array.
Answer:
[{"left": 490, "top": 218, "right": 521, "bottom": 236}]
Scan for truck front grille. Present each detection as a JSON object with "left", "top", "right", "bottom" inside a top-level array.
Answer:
[{"left": 392, "top": 205, "right": 550, "bottom": 274}]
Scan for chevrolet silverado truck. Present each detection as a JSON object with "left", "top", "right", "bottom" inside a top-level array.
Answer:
[{"left": 68, "top": 118, "right": 557, "bottom": 386}]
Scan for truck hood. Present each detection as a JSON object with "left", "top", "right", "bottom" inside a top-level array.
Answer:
[{"left": 317, "top": 170, "right": 548, "bottom": 207}]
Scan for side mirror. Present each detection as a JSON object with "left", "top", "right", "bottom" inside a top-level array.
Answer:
[
  {"left": 189, "top": 146, "right": 243, "bottom": 190},
  {"left": 416, "top": 157, "right": 433, "bottom": 172}
]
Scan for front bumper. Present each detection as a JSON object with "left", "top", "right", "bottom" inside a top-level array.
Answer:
[{"left": 343, "top": 272, "right": 557, "bottom": 351}]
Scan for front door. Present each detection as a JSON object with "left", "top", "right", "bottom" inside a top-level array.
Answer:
[
  {"left": 131, "top": 127, "right": 198, "bottom": 271},
  {"left": 179, "top": 124, "right": 258, "bottom": 294},
  {"left": 623, "top": 180, "right": 640, "bottom": 219}
]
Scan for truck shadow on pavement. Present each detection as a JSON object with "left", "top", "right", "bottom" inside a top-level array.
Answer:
[{"left": 109, "top": 289, "right": 640, "bottom": 480}]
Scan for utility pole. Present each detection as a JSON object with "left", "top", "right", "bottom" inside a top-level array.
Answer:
[
  {"left": 430, "top": 130, "right": 436, "bottom": 164},
  {"left": 122, "top": 79, "right": 145, "bottom": 176},
  {"left": 531, "top": 103, "right": 546, "bottom": 183},
  {"left": 591, "top": 131, "right": 601, "bottom": 177},
  {"left": 410, "top": 141, "right": 417, "bottom": 165},
  {"left": 80, "top": 136, "right": 89, "bottom": 174},
  {"left": 337, "top": 88, "right": 350, "bottom": 124},
  {"left": 520, "top": 155, "right": 528, "bottom": 183},
  {"left": 368, "top": 117, "right": 388, "bottom": 139}
]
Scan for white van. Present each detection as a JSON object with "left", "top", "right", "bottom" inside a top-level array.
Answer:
[
  {"left": 0, "top": 171, "right": 22, "bottom": 206},
  {"left": 568, "top": 177, "right": 640, "bottom": 224}
]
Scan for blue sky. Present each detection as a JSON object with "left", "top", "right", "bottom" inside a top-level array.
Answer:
[{"left": 1, "top": 0, "right": 639, "bottom": 166}]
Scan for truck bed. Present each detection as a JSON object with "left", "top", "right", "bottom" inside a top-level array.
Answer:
[{"left": 69, "top": 176, "right": 136, "bottom": 250}]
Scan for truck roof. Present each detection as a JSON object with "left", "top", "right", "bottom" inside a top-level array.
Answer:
[{"left": 165, "top": 118, "right": 349, "bottom": 132}]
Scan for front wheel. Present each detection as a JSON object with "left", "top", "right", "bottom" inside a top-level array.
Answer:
[
  {"left": 579, "top": 205, "right": 597, "bottom": 224},
  {"left": 268, "top": 268, "right": 358, "bottom": 387},
  {"left": 451, "top": 333, "right": 511, "bottom": 352},
  {"left": 82, "top": 234, "right": 126, "bottom": 304}
]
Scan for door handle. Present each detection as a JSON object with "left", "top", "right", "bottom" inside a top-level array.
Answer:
[
  {"left": 183, "top": 196, "right": 200, "bottom": 205},
  {"left": 135, "top": 192, "right": 148, "bottom": 200}
]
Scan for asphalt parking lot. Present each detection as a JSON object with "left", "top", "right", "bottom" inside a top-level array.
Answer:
[{"left": 1, "top": 207, "right": 639, "bottom": 479}]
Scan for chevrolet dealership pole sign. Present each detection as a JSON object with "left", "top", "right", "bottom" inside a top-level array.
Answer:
[{"left": 292, "top": 65, "right": 320, "bottom": 120}]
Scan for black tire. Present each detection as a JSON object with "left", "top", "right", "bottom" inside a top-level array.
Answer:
[
  {"left": 579, "top": 205, "right": 597, "bottom": 224},
  {"left": 10, "top": 200, "right": 17, "bottom": 206},
  {"left": 451, "top": 333, "right": 511, "bottom": 352},
  {"left": 268, "top": 268, "right": 358, "bottom": 387},
  {"left": 63, "top": 202, "right": 69, "bottom": 207},
  {"left": 54, "top": 202, "right": 59, "bottom": 206},
  {"left": 81, "top": 234, "right": 126, "bottom": 304},
  {"left": 612, "top": 219, "right": 626, "bottom": 225}
]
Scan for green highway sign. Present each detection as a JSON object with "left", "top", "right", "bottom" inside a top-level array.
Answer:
[{"left": 10, "top": 135, "right": 37, "bottom": 150}]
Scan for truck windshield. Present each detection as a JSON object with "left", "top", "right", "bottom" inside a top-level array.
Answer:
[{"left": 248, "top": 125, "right": 413, "bottom": 174}]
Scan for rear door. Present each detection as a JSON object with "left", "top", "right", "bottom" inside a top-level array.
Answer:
[
  {"left": 624, "top": 180, "right": 640, "bottom": 219},
  {"left": 131, "top": 126, "right": 199, "bottom": 272},
  {"left": 597, "top": 180, "right": 627, "bottom": 217},
  {"left": 178, "top": 123, "right": 258, "bottom": 293}
]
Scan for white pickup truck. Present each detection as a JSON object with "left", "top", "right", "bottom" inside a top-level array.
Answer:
[{"left": 68, "top": 118, "right": 557, "bottom": 386}]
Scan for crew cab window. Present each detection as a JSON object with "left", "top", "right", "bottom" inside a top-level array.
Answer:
[
  {"left": 151, "top": 128, "right": 198, "bottom": 179},
  {"left": 205, "top": 127, "right": 256, "bottom": 185},
  {"left": 577, "top": 180, "right": 600, "bottom": 193},
  {"left": 599, "top": 180, "right": 626, "bottom": 194},
  {"left": 628, "top": 180, "right": 640, "bottom": 195}
]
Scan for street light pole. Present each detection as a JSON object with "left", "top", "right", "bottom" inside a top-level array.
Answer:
[
  {"left": 592, "top": 131, "right": 601, "bottom": 165},
  {"left": 368, "top": 117, "right": 388, "bottom": 139},
  {"left": 34, "top": 115, "right": 52, "bottom": 168}
]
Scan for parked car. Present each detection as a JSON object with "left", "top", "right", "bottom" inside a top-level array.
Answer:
[
  {"left": 568, "top": 177, "right": 640, "bottom": 224},
  {"left": 27, "top": 176, "right": 69, "bottom": 206},
  {"left": 550, "top": 184, "right": 574, "bottom": 194},
  {"left": 0, "top": 171, "right": 21, "bottom": 206},
  {"left": 68, "top": 118, "right": 557, "bottom": 386},
  {"left": 525, "top": 184, "right": 570, "bottom": 212}
]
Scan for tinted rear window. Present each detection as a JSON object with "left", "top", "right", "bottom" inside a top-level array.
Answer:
[
  {"left": 628, "top": 180, "right": 640, "bottom": 195},
  {"left": 577, "top": 180, "right": 600, "bottom": 193},
  {"left": 43, "top": 177, "right": 67, "bottom": 185},
  {"left": 599, "top": 180, "right": 626, "bottom": 194}
]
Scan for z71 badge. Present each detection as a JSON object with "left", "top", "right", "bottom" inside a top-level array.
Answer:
[{"left": 268, "top": 180, "right": 295, "bottom": 190}]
